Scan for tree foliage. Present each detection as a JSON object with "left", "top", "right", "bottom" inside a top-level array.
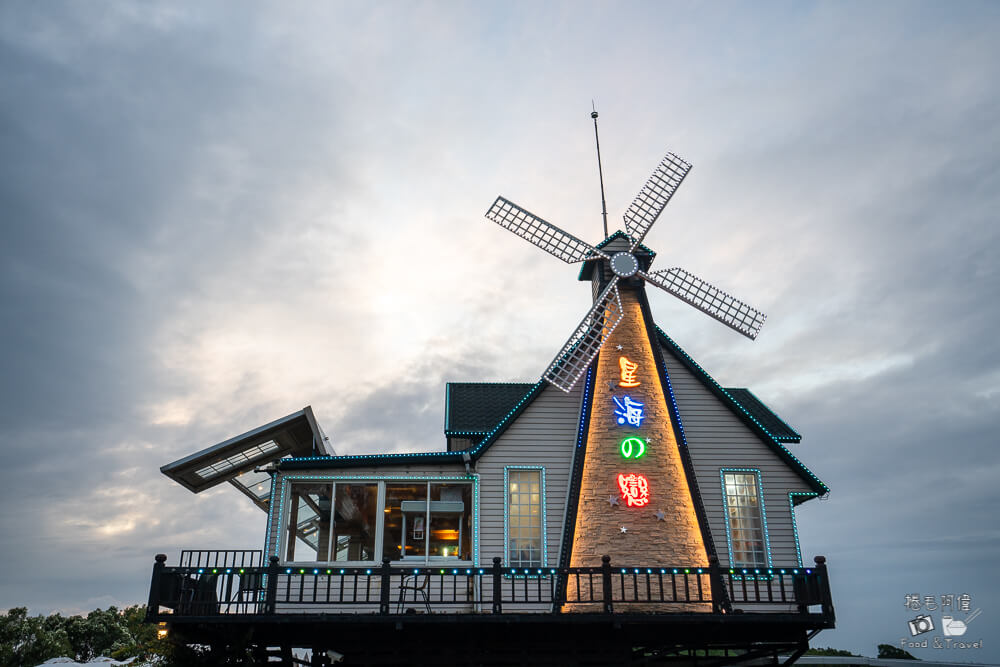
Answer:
[
  {"left": 878, "top": 643, "right": 919, "bottom": 660},
  {"left": 0, "top": 605, "right": 179, "bottom": 667}
]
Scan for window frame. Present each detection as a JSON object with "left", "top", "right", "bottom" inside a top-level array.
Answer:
[
  {"left": 503, "top": 466, "right": 546, "bottom": 569},
  {"left": 271, "top": 475, "right": 478, "bottom": 567},
  {"left": 719, "top": 468, "right": 772, "bottom": 569}
]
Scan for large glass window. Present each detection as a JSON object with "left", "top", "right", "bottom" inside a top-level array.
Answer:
[
  {"left": 429, "top": 483, "right": 472, "bottom": 560},
  {"left": 383, "top": 483, "right": 428, "bottom": 561},
  {"left": 283, "top": 479, "right": 473, "bottom": 563},
  {"left": 382, "top": 482, "right": 472, "bottom": 562},
  {"left": 332, "top": 483, "right": 378, "bottom": 561},
  {"left": 506, "top": 469, "right": 543, "bottom": 568},
  {"left": 285, "top": 483, "right": 333, "bottom": 562},
  {"left": 285, "top": 482, "right": 377, "bottom": 562},
  {"left": 723, "top": 472, "right": 767, "bottom": 568}
]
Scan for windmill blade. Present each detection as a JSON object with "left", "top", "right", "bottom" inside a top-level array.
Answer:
[
  {"left": 543, "top": 278, "right": 624, "bottom": 392},
  {"left": 486, "top": 196, "right": 608, "bottom": 264},
  {"left": 640, "top": 267, "right": 766, "bottom": 340},
  {"left": 623, "top": 152, "right": 692, "bottom": 250}
]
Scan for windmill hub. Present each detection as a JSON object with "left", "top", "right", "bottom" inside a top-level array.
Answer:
[{"left": 610, "top": 252, "right": 640, "bottom": 278}]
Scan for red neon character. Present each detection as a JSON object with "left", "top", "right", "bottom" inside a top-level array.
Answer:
[{"left": 617, "top": 473, "right": 650, "bottom": 507}]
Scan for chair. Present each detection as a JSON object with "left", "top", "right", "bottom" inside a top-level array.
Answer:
[
  {"left": 228, "top": 571, "right": 264, "bottom": 613},
  {"left": 396, "top": 572, "right": 431, "bottom": 613}
]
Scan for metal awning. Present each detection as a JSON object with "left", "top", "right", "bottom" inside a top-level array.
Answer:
[{"left": 160, "top": 406, "right": 334, "bottom": 510}]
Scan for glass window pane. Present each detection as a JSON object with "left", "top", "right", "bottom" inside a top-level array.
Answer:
[
  {"left": 507, "top": 470, "right": 543, "bottom": 568},
  {"left": 429, "top": 483, "right": 472, "bottom": 560},
  {"left": 285, "top": 483, "right": 333, "bottom": 562},
  {"left": 332, "top": 483, "right": 378, "bottom": 562},
  {"left": 723, "top": 473, "right": 766, "bottom": 568},
  {"left": 383, "top": 483, "right": 427, "bottom": 561}
]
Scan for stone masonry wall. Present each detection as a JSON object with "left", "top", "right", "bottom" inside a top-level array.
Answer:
[{"left": 566, "top": 286, "right": 709, "bottom": 610}]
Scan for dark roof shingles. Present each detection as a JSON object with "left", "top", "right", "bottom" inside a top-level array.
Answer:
[
  {"left": 445, "top": 382, "right": 535, "bottom": 434},
  {"left": 724, "top": 388, "right": 801, "bottom": 442}
]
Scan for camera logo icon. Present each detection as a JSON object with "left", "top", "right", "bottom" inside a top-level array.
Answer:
[{"left": 908, "top": 615, "right": 935, "bottom": 636}]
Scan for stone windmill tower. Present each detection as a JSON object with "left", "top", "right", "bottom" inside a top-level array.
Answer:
[{"left": 485, "top": 113, "right": 767, "bottom": 597}]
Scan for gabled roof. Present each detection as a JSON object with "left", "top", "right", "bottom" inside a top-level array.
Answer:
[
  {"left": 724, "top": 388, "right": 801, "bottom": 443},
  {"left": 577, "top": 230, "right": 656, "bottom": 281},
  {"left": 445, "top": 382, "right": 535, "bottom": 436},
  {"left": 655, "top": 326, "right": 828, "bottom": 494},
  {"left": 276, "top": 309, "right": 824, "bottom": 494}
]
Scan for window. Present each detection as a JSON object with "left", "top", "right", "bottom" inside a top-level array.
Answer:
[
  {"left": 284, "top": 480, "right": 472, "bottom": 563},
  {"left": 285, "top": 483, "right": 334, "bottom": 562},
  {"left": 722, "top": 472, "right": 768, "bottom": 568},
  {"left": 332, "top": 483, "right": 378, "bottom": 561},
  {"left": 506, "top": 468, "right": 543, "bottom": 568},
  {"left": 285, "top": 482, "right": 377, "bottom": 562}
]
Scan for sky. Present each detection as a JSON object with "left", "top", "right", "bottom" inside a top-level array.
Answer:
[{"left": 1, "top": 0, "right": 999, "bottom": 662}]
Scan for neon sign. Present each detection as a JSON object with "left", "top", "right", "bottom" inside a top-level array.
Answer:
[
  {"left": 617, "top": 473, "right": 650, "bottom": 507},
  {"left": 619, "top": 437, "right": 646, "bottom": 459},
  {"left": 613, "top": 395, "right": 644, "bottom": 427},
  {"left": 618, "top": 357, "right": 640, "bottom": 388}
]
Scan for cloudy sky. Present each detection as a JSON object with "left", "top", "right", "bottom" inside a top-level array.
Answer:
[{"left": 2, "top": 0, "right": 998, "bottom": 661}]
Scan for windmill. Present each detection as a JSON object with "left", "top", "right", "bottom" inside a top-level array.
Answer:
[{"left": 486, "top": 131, "right": 767, "bottom": 393}]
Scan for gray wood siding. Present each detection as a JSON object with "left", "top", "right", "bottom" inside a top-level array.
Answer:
[
  {"left": 475, "top": 382, "right": 583, "bottom": 568},
  {"left": 659, "top": 343, "right": 816, "bottom": 569}
]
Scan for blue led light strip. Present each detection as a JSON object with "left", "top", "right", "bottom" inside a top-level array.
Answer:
[
  {"left": 788, "top": 491, "right": 818, "bottom": 566},
  {"left": 262, "top": 473, "right": 279, "bottom": 558},
  {"left": 733, "top": 388, "right": 800, "bottom": 442},
  {"left": 719, "top": 468, "right": 773, "bottom": 568},
  {"left": 282, "top": 381, "right": 547, "bottom": 469},
  {"left": 655, "top": 325, "right": 828, "bottom": 493},
  {"left": 273, "top": 474, "right": 480, "bottom": 565},
  {"left": 503, "top": 466, "right": 547, "bottom": 570}
]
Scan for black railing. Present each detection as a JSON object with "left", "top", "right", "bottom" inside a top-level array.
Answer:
[
  {"left": 147, "top": 552, "right": 834, "bottom": 622},
  {"left": 179, "top": 550, "right": 262, "bottom": 569}
]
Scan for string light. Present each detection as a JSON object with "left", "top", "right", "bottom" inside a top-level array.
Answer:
[
  {"left": 576, "top": 231, "right": 657, "bottom": 281},
  {"left": 719, "top": 468, "right": 772, "bottom": 568},
  {"left": 655, "top": 325, "right": 828, "bottom": 494},
  {"left": 789, "top": 492, "right": 818, "bottom": 566},
  {"left": 272, "top": 474, "right": 480, "bottom": 564}
]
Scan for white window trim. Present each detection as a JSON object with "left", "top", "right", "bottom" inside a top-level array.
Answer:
[
  {"left": 271, "top": 474, "right": 479, "bottom": 567},
  {"left": 503, "top": 466, "right": 547, "bottom": 569},
  {"left": 719, "top": 468, "right": 772, "bottom": 569}
]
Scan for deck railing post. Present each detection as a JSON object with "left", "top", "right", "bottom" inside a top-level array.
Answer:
[
  {"left": 814, "top": 556, "right": 835, "bottom": 623},
  {"left": 491, "top": 557, "right": 503, "bottom": 614},
  {"left": 601, "top": 555, "right": 613, "bottom": 614},
  {"left": 146, "top": 554, "right": 167, "bottom": 622},
  {"left": 708, "top": 554, "right": 731, "bottom": 614},
  {"left": 265, "top": 556, "right": 279, "bottom": 615},
  {"left": 379, "top": 557, "right": 392, "bottom": 615}
]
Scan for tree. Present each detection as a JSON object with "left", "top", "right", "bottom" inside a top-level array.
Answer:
[
  {"left": 0, "top": 607, "right": 74, "bottom": 667},
  {"left": 878, "top": 644, "right": 918, "bottom": 660}
]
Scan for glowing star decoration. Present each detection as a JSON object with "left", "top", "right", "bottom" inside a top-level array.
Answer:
[
  {"left": 613, "top": 396, "right": 645, "bottom": 427},
  {"left": 618, "top": 356, "right": 640, "bottom": 388},
  {"left": 619, "top": 437, "right": 646, "bottom": 459},
  {"left": 617, "top": 473, "right": 650, "bottom": 508}
]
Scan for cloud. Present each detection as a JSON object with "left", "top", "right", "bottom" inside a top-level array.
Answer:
[{"left": 1, "top": 2, "right": 999, "bottom": 660}]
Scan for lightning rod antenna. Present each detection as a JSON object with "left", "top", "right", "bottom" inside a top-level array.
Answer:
[{"left": 591, "top": 102, "right": 609, "bottom": 240}]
